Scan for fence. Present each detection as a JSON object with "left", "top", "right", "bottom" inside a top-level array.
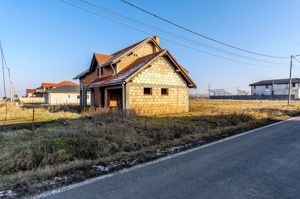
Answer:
[
  {"left": 19, "top": 97, "right": 45, "bottom": 104},
  {"left": 209, "top": 95, "right": 295, "bottom": 100}
]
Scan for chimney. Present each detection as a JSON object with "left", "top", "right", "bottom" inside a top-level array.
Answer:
[{"left": 153, "top": 36, "right": 160, "bottom": 45}]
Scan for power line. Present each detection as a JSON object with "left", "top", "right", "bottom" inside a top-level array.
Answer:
[
  {"left": 121, "top": 0, "right": 289, "bottom": 59},
  {"left": 162, "top": 37, "right": 283, "bottom": 69},
  {"left": 294, "top": 56, "right": 300, "bottom": 63},
  {"left": 1, "top": 42, "right": 14, "bottom": 106},
  {"left": 61, "top": 0, "right": 286, "bottom": 68},
  {"left": 77, "top": 0, "right": 286, "bottom": 66}
]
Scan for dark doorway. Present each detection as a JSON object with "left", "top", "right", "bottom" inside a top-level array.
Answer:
[
  {"left": 107, "top": 88, "right": 123, "bottom": 110},
  {"left": 100, "top": 87, "right": 105, "bottom": 108}
]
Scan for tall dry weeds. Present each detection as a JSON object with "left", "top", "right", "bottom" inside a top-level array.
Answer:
[{"left": 0, "top": 99, "right": 300, "bottom": 189}]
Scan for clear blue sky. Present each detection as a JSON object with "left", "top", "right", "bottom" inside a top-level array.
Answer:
[{"left": 1, "top": 0, "right": 300, "bottom": 97}]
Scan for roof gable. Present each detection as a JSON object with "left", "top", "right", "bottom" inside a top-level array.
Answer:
[
  {"left": 88, "top": 50, "right": 197, "bottom": 88},
  {"left": 88, "top": 53, "right": 113, "bottom": 73},
  {"left": 75, "top": 36, "right": 162, "bottom": 79},
  {"left": 103, "top": 36, "right": 161, "bottom": 66},
  {"left": 88, "top": 51, "right": 161, "bottom": 88},
  {"left": 95, "top": 53, "right": 113, "bottom": 66}
]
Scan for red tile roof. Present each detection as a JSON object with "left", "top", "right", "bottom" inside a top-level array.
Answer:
[
  {"left": 57, "top": 81, "right": 79, "bottom": 87},
  {"left": 41, "top": 82, "right": 58, "bottom": 88},
  {"left": 26, "top": 89, "right": 35, "bottom": 94},
  {"left": 93, "top": 38, "right": 148, "bottom": 68},
  {"left": 94, "top": 53, "right": 113, "bottom": 65},
  {"left": 75, "top": 36, "right": 196, "bottom": 88},
  {"left": 41, "top": 81, "right": 78, "bottom": 88},
  {"left": 88, "top": 50, "right": 197, "bottom": 88},
  {"left": 74, "top": 36, "right": 161, "bottom": 79},
  {"left": 88, "top": 51, "right": 163, "bottom": 88}
]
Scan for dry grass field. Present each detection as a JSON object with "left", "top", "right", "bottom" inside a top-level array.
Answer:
[
  {"left": 1, "top": 99, "right": 300, "bottom": 193},
  {"left": 0, "top": 103, "right": 80, "bottom": 125}
]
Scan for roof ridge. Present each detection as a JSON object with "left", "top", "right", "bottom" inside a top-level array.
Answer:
[
  {"left": 75, "top": 36, "right": 161, "bottom": 79},
  {"left": 111, "top": 37, "right": 149, "bottom": 56}
]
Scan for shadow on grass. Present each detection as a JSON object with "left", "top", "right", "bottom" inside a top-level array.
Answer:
[
  {"left": 21, "top": 104, "right": 82, "bottom": 113},
  {"left": 0, "top": 118, "right": 79, "bottom": 132}
]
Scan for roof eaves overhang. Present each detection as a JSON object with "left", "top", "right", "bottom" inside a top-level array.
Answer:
[{"left": 88, "top": 82, "right": 124, "bottom": 89}]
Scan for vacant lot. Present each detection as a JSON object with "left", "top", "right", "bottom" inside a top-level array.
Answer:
[
  {"left": 0, "top": 103, "right": 80, "bottom": 126},
  {"left": 1, "top": 99, "right": 300, "bottom": 195}
]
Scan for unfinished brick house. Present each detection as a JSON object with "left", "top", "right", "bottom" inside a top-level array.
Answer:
[{"left": 75, "top": 36, "right": 196, "bottom": 115}]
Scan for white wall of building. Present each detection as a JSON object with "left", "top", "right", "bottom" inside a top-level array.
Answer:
[
  {"left": 45, "top": 93, "right": 80, "bottom": 105},
  {"left": 251, "top": 83, "right": 300, "bottom": 99}
]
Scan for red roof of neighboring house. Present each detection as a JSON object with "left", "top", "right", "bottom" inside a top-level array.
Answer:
[
  {"left": 57, "top": 81, "right": 79, "bottom": 87},
  {"left": 41, "top": 81, "right": 78, "bottom": 88},
  {"left": 41, "top": 82, "right": 58, "bottom": 88},
  {"left": 26, "top": 89, "right": 35, "bottom": 94}
]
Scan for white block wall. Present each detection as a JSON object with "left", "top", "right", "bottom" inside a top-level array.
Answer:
[
  {"left": 251, "top": 83, "right": 300, "bottom": 99},
  {"left": 45, "top": 93, "right": 80, "bottom": 105}
]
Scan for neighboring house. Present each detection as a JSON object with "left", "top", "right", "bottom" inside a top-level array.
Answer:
[
  {"left": 40, "top": 81, "right": 78, "bottom": 92},
  {"left": 25, "top": 81, "right": 79, "bottom": 97},
  {"left": 75, "top": 36, "right": 196, "bottom": 115},
  {"left": 26, "top": 89, "right": 35, "bottom": 97},
  {"left": 44, "top": 85, "right": 81, "bottom": 105},
  {"left": 23, "top": 81, "right": 81, "bottom": 104},
  {"left": 249, "top": 78, "right": 300, "bottom": 99}
]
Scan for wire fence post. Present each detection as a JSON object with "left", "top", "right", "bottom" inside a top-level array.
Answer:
[{"left": 288, "top": 55, "right": 293, "bottom": 106}]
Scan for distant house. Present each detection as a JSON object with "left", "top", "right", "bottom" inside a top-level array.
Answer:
[
  {"left": 22, "top": 81, "right": 80, "bottom": 104},
  {"left": 25, "top": 81, "right": 78, "bottom": 97},
  {"left": 75, "top": 36, "right": 196, "bottom": 115},
  {"left": 26, "top": 89, "right": 35, "bottom": 97},
  {"left": 40, "top": 81, "right": 78, "bottom": 92},
  {"left": 249, "top": 78, "right": 300, "bottom": 99},
  {"left": 44, "top": 85, "right": 81, "bottom": 105}
]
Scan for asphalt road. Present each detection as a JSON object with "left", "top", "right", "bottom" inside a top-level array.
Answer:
[{"left": 41, "top": 117, "right": 300, "bottom": 199}]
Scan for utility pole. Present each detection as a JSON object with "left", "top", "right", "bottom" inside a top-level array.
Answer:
[
  {"left": 7, "top": 67, "right": 13, "bottom": 106},
  {"left": 288, "top": 54, "right": 300, "bottom": 105},
  {"left": 0, "top": 42, "right": 6, "bottom": 100},
  {"left": 288, "top": 55, "right": 293, "bottom": 105},
  {"left": 208, "top": 83, "right": 211, "bottom": 98},
  {"left": 1, "top": 43, "right": 15, "bottom": 105},
  {"left": 271, "top": 80, "right": 274, "bottom": 95}
]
